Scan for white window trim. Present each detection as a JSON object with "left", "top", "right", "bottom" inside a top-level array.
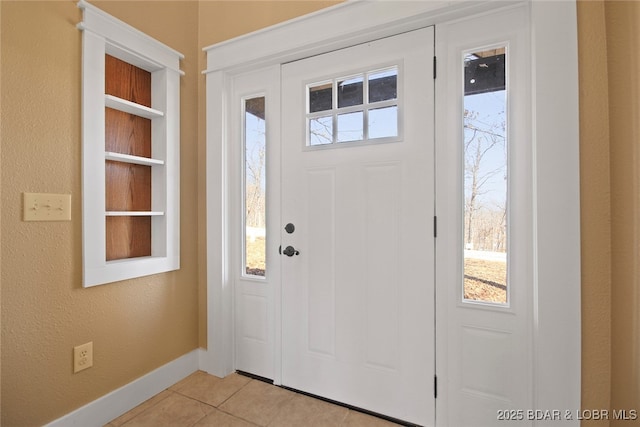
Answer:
[
  {"left": 203, "top": 0, "right": 580, "bottom": 419},
  {"left": 78, "top": 0, "right": 183, "bottom": 287}
]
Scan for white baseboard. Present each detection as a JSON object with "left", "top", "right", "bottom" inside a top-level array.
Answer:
[{"left": 46, "top": 349, "right": 203, "bottom": 427}]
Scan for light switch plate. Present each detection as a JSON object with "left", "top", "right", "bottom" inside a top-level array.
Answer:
[{"left": 23, "top": 193, "right": 72, "bottom": 221}]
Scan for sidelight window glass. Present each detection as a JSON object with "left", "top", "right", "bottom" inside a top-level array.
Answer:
[
  {"left": 244, "top": 96, "right": 267, "bottom": 277},
  {"left": 462, "top": 48, "right": 508, "bottom": 305}
]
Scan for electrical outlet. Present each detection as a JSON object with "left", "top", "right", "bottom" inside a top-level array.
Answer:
[
  {"left": 73, "top": 342, "right": 93, "bottom": 373},
  {"left": 23, "top": 193, "right": 72, "bottom": 221}
]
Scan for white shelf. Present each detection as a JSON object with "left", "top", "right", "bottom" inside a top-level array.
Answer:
[
  {"left": 105, "top": 94, "right": 164, "bottom": 119},
  {"left": 105, "top": 151, "right": 164, "bottom": 166},
  {"left": 106, "top": 255, "right": 159, "bottom": 265},
  {"left": 106, "top": 211, "right": 165, "bottom": 216}
]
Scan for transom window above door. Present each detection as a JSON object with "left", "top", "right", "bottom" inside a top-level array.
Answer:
[{"left": 306, "top": 66, "right": 400, "bottom": 147}]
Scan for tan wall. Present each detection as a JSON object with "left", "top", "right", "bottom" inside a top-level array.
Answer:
[
  {"left": 604, "top": 2, "right": 640, "bottom": 425},
  {"left": 0, "top": 1, "right": 3, "bottom": 423},
  {"left": 0, "top": 2, "right": 199, "bottom": 425},
  {"left": 579, "top": 1, "right": 640, "bottom": 425},
  {"left": 198, "top": 0, "right": 341, "bottom": 45},
  {"left": 577, "top": 1, "right": 612, "bottom": 424}
]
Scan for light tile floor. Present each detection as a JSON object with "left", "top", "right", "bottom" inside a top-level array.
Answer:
[{"left": 105, "top": 371, "right": 404, "bottom": 427}]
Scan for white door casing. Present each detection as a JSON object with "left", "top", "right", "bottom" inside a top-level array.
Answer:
[
  {"left": 204, "top": 1, "right": 580, "bottom": 424},
  {"left": 280, "top": 28, "right": 435, "bottom": 425}
]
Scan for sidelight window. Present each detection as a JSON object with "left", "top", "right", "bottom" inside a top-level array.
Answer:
[
  {"left": 462, "top": 47, "right": 508, "bottom": 305},
  {"left": 244, "top": 97, "right": 267, "bottom": 277}
]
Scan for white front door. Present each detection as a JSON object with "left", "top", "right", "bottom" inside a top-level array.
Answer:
[{"left": 280, "top": 28, "right": 435, "bottom": 425}]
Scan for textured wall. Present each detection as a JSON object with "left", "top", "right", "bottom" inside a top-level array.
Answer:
[
  {"left": 0, "top": 1, "right": 3, "bottom": 422},
  {"left": 0, "top": 2, "right": 199, "bottom": 425},
  {"left": 577, "top": 1, "right": 612, "bottom": 423},
  {"left": 605, "top": 2, "right": 640, "bottom": 425},
  {"left": 578, "top": 1, "right": 640, "bottom": 424},
  {"left": 198, "top": 0, "right": 341, "bottom": 45}
]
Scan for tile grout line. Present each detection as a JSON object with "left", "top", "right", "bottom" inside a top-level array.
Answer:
[
  {"left": 110, "top": 389, "right": 177, "bottom": 426},
  {"left": 263, "top": 391, "right": 299, "bottom": 427},
  {"left": 337, "top": 408, "right": 351, "bottom": 426},
  {"left": 214, "top": 379, "right": 278, "bottom": 427},
  {"left": 186, "top": 407, "right": 211, "bottom": 427},
  {"left": 167, "top": 372, "right": 232, "bottom": 408},
  {"left": 214, "top": 377, "right": 255, "bottom": 408},
  {"left": 115, "top": 372, "right": 403, "bottom": 427},
  {"left": 162, "top": 380, "right": 261, "bottom": 427},
  {"left": 186, "top": 378, "right": 263, "bottom": 426}
]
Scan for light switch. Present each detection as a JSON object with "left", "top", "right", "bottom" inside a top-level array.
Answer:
[{"left": 23, "top": 193, "right": 72, "bottom": 221}]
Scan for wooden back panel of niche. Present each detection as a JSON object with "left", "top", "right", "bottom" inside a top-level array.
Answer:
[{"left": 105, "top": 55, "right": 152, "bottom": 261}]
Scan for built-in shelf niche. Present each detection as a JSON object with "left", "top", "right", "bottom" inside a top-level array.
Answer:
[
  {"left": 79, "top": 0, "right": 182, "bottom": 286},
  {"left": 104, "top": 54, "right": 163, "bottom": 261}
]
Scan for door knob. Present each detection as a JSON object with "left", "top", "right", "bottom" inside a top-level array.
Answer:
[{"left": 281, "top": 245, "right": 300, "bottom": 257}]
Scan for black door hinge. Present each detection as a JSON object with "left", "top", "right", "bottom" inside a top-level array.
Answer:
[
  {"left": 433, "top": 56, "right": 437, "bottom": 79},
  {"left": 434, "top": 216, "right": 438, "bottom": 238},
  {"left": 434, "top": 375, "right": 438, "bottom": 399}
]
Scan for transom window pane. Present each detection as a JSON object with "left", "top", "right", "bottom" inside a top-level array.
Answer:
[
  {"left": 309, "top": 83, "right": 332, "bottom": 113},
  {"left": 369, "top": 68, "right": 397, "bottom": 102},
  {"left": 338, "top": 76, "right": 364, "bottom": 108},
  {"left": 309, "top": 116, "right": 333, "bottom": 146},
  {"left": 368, "top": 106, "right": 397, "bottom": 139},
  {"left": 244, "top": 96, "right": 266, "bottom": 278},
  {"left": 462, "top": 48, "right": 508, "bottom": 305},
  {"left": 306, "top": 66, "right": 399, "bottom": 147},
  {"left": 337, "top": 111, "right": 364, "bottom": 142}
]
